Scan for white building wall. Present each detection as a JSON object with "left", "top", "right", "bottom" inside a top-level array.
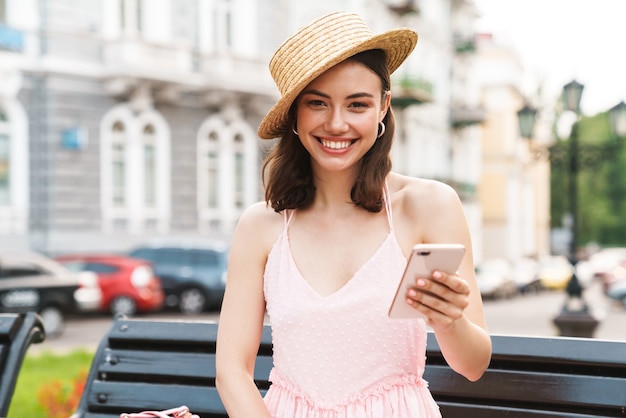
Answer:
[{"left": 0, "top": 0, "right": 499, "bottom": 254}]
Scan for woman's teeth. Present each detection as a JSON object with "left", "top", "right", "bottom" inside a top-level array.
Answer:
[{"left": 321, "top": 140, "right": 352, "bottom": 149}]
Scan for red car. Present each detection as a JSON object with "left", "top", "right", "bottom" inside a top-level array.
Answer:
[{"left": 55, "top": 254, "right": 164, "bottom": 316}]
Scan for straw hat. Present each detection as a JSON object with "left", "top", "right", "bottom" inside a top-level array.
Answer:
[{"left": 257, "top": 11, "right": 418, "bottom": 139}]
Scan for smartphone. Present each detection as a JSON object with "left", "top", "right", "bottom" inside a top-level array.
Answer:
[{"left": 388, "top": 243, "right": 465, "bottom": 319}]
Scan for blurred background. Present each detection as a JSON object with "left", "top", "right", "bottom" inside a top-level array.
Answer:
[{"left": 1, "top": 0, "right": 625, "bottom": 336}]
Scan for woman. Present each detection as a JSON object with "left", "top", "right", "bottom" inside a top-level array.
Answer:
[{"left": 216, "top": 11, "right": 491, "bottom": 418}]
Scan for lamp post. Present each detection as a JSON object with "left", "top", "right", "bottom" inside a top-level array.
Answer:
[
  {"left": 517, "top": 82, "right": 626, "bottom": 337},
  {"left": 561, "top": 80, "right": 584, "bottom": 267}
]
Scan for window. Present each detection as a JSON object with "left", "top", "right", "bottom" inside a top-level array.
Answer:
[
  {"left": 191, "top": 250, "right": 219, "bottom": 268},
  {"left": 119, "top": 0, "right": 125, "bottom": 31},
  {"left": 120, "top": 0, "right": 143, "bottom": 34},
  {"left": 111, "top": 121, "right": 126, "bottom": 207},
  {"left": 206, "top": 131, "right": 219, "bottom": 208},
  {"left": 101, "top": 105, "right": 171, "bottom": 234},
  {"left": 0, "top": 266, "right": 45, "bottom": 278},
  {"left": 213, "top": 0, "right": 232, "bottom": 50},
  {"left": 0, "top": 109, "right": 9, "bottom": 206},
  {"left": 143, "top": 124, "right": 156, "bottom": 207},
  {"left": 84, "top": 263, "right": 120, "bottom": 274},
  {"left": 233, "top": 133, "right": 244, "bottom": 209},
  {"left": 136, "top": 0, "right": 143, "bottom": 33},
  {"left": 197, "top": 115, "right": 257, "bottom": 233}
]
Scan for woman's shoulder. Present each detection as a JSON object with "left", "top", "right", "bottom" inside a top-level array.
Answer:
[
  {"left": 239, "top": 201, "right": 284, "bottom": 227},
  {"left": 387, "top": 173, "right": 467, "bottom": 246},
  {"left": 234, "top": 201, "right": 286, "bottom": 246},
  {"left": 389, "top": 173, "right": 460, "bottom": 208}
]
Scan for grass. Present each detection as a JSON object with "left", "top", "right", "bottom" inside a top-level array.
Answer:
[{"left": 7, "top": 349, "right": 94, "bottom": 418}]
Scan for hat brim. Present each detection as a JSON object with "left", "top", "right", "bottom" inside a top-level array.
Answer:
[{"left": 257, "top": 28, "right": 418, "bottom": 139}]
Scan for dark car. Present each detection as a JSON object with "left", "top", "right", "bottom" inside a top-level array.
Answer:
[
  {"left": 55, "top": 254, "right": 165, "bottom": 316},
  {"left": 128, "top": 240, "right": 229, "bottom": 314},
  {"left": 0, "top": 251, "right": 102, "bottom": 337},
  {"left": 607, "top": 279, "right": 626, "bottom": 309}
]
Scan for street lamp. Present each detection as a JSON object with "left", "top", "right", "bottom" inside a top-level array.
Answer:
[
  {"left": 609, "top": 101, "right": 626, "bottom": 139},
  {"left": 517, "top": 82, "right": 626, "bottom": 337},
  {"left": 517, "top": 103, "right": 549, "bottom": 160},
  {"left": 517, "top": 103, "right": 537, "bottom": 140}
]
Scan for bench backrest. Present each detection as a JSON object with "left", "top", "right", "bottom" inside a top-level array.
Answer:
[
  {"left": 73, "top": 317, "right": 626, "bottom": 418},
  {"left": 0, "top": 312, "right": 45, "bottom": 416}
]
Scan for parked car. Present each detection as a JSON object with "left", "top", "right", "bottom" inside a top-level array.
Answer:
[
  {"left": 587, "top": 247, "right": 626, "bottom": 284},
  {"left": 475, "top": 258, "right": 518, "bottom": 300},
  {"left": 128, "top": 239, "right": 229, "bottom": 314},
  {"left": 600, "top": 259, "right": 626, "bottom": 295},
  {"left": 55, "top": 254, "right": 165, "bottom": 316},
  {"left": 607, "top": 278, "right": 626, "bottom": 309},
  {"left": 510, "top": 258, "right": 541, "bottom": 294},
  {"left": 0, "top": 251, "right": 102, "bottom": 337},
  {"left": 537, "top": 256, "right": 574, "bottom": 290}
]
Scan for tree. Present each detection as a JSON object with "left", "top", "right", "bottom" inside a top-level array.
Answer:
[{"left": 549, "top": 112, "right": 626, "bottom": 249}]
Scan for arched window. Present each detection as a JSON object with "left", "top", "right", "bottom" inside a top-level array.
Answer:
[
  {"left": 0, "top": 100, "right": 29, "bottom": 237},
  {"left": 111, "top": 121, "right": 127, "bottom": 207},
  {"left": 101, "top": 105, "right": 171, "bottom": 234},
  {"left": 197, "top": 115, "right": 257, "bottom": 234},
  {"left": 0, "top": 109, "right": 10, "bottom": 205}
]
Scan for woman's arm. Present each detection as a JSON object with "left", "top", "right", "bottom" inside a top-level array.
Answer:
[
  {"left": 215, "top": 203, "right": 276, "bottom": 417},
  {"left": 400, "top": 178, "right": 492, "bottom": 381}
]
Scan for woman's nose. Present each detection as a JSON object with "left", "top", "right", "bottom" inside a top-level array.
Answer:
[{"left": 324, "top": 109, "right": 349, "bottom": 133}]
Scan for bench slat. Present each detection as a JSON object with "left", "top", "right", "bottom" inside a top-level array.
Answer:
[
  {"left": 105, "top": 319, "right": 273, "bottom": 353},
  {"left": 438, "top": 403, "right": 613, "bottom": 418},
  {"left": 427, "top": 333, "right": 626, "bottom": 370},
  {"left": 86, "top": 381, "right": 221, "bottom": 414},
  {"left": 99, "top": 348, "right": 273, "bottom": 386},
  {"left": 426, "top": 365, "right": 626, "bottom": 414}
]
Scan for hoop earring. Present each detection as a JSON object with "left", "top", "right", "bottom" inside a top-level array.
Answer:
[
  {"left": 292, "top": 122, "right": 299, "bottom": 136},
  {"left": 377, "top": 121, "right": 386, "bottom": 139}
]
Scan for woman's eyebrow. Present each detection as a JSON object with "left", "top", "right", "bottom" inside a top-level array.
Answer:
[{"left": 300, "top": 89, "right": 375, "bottom": 100}]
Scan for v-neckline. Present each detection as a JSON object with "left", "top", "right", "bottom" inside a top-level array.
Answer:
[{"left": 285, "top": 231, "right": 394, "bottom": 300}]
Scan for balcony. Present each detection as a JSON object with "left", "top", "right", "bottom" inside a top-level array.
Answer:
[
  {"left": 451, "top": 106, "right": 486, "bottom": 128},
  {"left": 385, "top": 0, "right": 420, "bottom": 15},
  {"left": 0, "top": 24, "right": 24, "bottom": 52},
  {"left": 104, "top": 39, "right": 195, "bottom": 77},
  {"left": 391, "top": 75, "right": 433, "bottom": 108},
  {"left": 454, "top": 35, "right": 476, "bottom": 54},
  {"left": 102, "top": 38, "right": 273, "bottom": 96}
]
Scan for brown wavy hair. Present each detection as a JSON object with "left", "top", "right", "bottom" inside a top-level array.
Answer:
[{"left": 262, "top": 49, "right": 395, "bottom": 213}]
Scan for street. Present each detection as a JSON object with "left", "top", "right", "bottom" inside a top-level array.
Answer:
[
  {"left": 482, "top": 279, "right": 624, "bottom": 341},
  {"left": 29, "top": 280, "right": 625, "bottom": 355}
]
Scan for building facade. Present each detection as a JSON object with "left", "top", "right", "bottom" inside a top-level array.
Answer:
[
  {"left": 0, "top": 0, "right": 547, "bottom": 263},
  {"left": 474, "top": 33, "right": 551, "bottom": 261}
]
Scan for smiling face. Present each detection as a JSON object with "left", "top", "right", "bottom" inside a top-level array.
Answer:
[{"left": 295, "top": 59, "right": 390, "bottom": 175}]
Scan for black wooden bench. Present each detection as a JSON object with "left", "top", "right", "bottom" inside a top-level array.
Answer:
[
  {"left": 72, "top": 316, "right": 626, "bottom": 418},
  {"left": 0, "top": 312, "right": 46, "bottom": 417}
]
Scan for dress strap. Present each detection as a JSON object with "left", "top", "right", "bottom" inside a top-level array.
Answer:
[
  {"left": 383, "top": 182, "right": 394, "bottom": 232},
  {"left": 283, "top": 209, "right": 296, "bottom": 228}
]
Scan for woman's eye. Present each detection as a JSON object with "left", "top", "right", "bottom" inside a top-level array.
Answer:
[
  {"left": 349, "top": 102, "right": 369, "bottom": 109},
  {"left": 307, "top": 100, "right": 326, "bottom": 107}
]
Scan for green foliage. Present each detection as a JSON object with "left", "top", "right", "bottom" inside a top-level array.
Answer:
[
  {"left": 550, "top": 111, "right": 626, "bottom": 248},
  {"left": 7, "top": 350, "right": 94, "bottom": 418}
]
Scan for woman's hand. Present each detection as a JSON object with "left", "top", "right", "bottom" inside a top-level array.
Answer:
[{"left": 406, "top": 270, "right": 471, "bottom": 329}]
